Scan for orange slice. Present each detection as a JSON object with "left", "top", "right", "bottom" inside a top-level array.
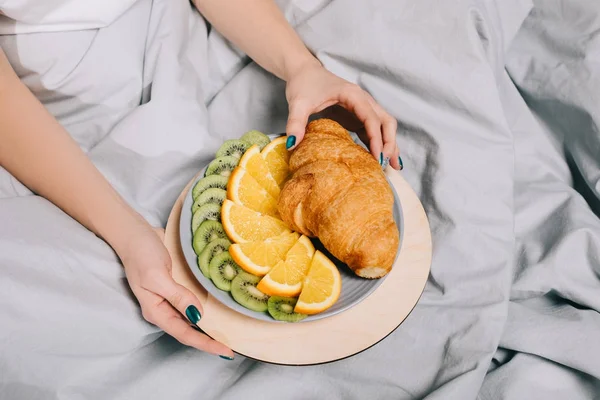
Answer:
[
  {"left": 262, "top": 136, "right": 289, "bottom": 163},
  {"left": 237, "top": 145, "right": 280, "bottom": 198},
  {"left": 256, "top": 235, "right": 315, "bottom": 297},
  {"left": 229, "top": 232, "right": 300, "bottom": 276},
  {"left": 261, "top": 137, "right": 290, "bottom": 187},
  {"left": 221, "top": 199, "right": 291, "bottom": 243},
  {"left": 294, "top": 251, "right": 342, "bottom": 315},
  {"left": 227, "top": 167, "right": 279, "bottom": 217}
]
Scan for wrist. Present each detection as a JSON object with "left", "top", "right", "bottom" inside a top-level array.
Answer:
[
  {"left": 92, "top": 202, "right": 155, "bottom": 259},
  {"left": 281, "top": 52, "right": 321, "bottom": 82}
]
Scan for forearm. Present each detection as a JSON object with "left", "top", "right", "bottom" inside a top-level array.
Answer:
[
  {"left": 192, "top": 0, "right": 320, "bottom": 81},
  {"left": 0, "top": 49, "right": 149, "bottom": 256}
]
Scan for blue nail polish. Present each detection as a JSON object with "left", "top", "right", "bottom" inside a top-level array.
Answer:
[
  {"left": 219, "top": 355, "right": 234, "bottom": 360},
  {"left": 185, "top": 305, "right": 201, "bottom": 324},
  {"left": 382, "top": 156, "right": 390, "bottom": 170},
  {"left": 286, "top": 135, "right": 296, "bottom": 149},
  {"left": 398, "top": 156, "right": 404, "bottom": 170},
  {"left": 379, "top": 152, "right": 383, "bottom": 165}
]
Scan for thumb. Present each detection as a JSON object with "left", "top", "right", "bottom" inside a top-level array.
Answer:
[
  {"left": 155, "top": 273, "right": 206, "bottom": 326},
  {"left": 140, "top": 273, "right": 234, "bottom": 358},
  {"left": 286, "top": 100, "right": 312, "bottom": 151}
]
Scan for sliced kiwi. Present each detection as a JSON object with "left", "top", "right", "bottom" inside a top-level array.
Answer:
[
  {"left": 209, "top": 251, "right": 242, "bottom": 292},
  {"left": 192, "top": 188, "right": 227, "bottom": 213},
  {"left": 191, "top": 203, "right": 221, "bottom": 235},
  {"left": 241, "top": 130, "right": 271, "bottom": 150},
  {"left": 267, "top": 296, "right": 307, "bottom": 322},
  {"left": 193, "top": 220, "right": 227, "bottom": 255},
  {"left": 216, "top": 139, "right": 250, "bottom": 159},
  {"left": 192, "top": 174, "right": 229, "bottom": 200},
  {"left": 231, "top": 272, "right": 270, "bottom": 312},
  {"left": 204, "top": 156, "right": 239, "bottom": 178},
  {"left": 197, "top": 238, "right": 231, "bottom": 278}
]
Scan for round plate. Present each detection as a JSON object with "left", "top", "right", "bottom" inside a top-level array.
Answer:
[
  {"left": 179, "top": 158, "right": 404, "bottom": 323},
  {"left": 165, "top": 167, "right": 431, "bottom": 365}
]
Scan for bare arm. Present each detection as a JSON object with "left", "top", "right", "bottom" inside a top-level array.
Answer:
[
  {"left": 0, "top": 48, "right": 146, "bottom": 254},
  {"left": 192, "top": 0, "right": 320, "bottom": 82},
  {"left": 192, "top": 0, "right": 402, "bottom": 169},
  {"left": 0, "top": 48, "right": 233, "bottom": 359}
]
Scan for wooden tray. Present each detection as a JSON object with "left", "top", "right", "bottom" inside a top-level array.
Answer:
[{"left": 164, "top": 168, "right": 432, "bottom": 365}]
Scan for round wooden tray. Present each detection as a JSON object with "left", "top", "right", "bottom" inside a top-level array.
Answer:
[{"left": 164, "top": 168, "right": 432, "bottom": 365}]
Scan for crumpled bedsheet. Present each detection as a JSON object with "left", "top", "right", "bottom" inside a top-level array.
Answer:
[{"left": 0, "top": 0, "right": 599, "bottom": 399}]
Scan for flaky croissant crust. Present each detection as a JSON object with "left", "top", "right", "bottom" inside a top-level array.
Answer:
[{"left": 277, "top": 119, "right": 399, "bottom": 279}]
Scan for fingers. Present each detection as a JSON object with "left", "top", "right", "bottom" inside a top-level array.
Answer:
[
  {"left": 139, "top": 272, "right": 234, "bottom": 359},
  {"left": 286, "top": 81, "right": 403, "bottom": 170},
  {"left": 285, "top": 100, "right": 312, "bottom": 151},
  {"left": 379, "top": 111, "right": 399, "bottom": 169},
  {"left": 339, "top": 87, "right": 383, "bottom": 160},
  {"left": 391, "top": 145, "right": 402, "bottom": 171},
  {"left": 155, "top": 299, "right": 234, "bottom": 358},
  {"left": 365, "top": 94, "right": 401, "bottom": 171}
]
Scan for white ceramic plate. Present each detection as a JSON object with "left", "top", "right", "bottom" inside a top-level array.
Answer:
[{"left": 179, "top": 135, "right": 403, "bottom": 323}]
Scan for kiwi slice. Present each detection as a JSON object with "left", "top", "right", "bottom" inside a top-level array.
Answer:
[
  {"left": 231, "top": 272, "right": 270, "bottom": 312},
  {"left": 192, "top": 174, "right": 229, "bottom": 200},
  {"left": 267, "top": 296, "right": 307, "bottom": 322},
  {"left": 192, "top": 188, "right": 227, "bottom": 213},
  {"left": 191, "top": 203, "right": 221, "bottom": 235},
  {"left": 197, "top": 238, "right": 231, "bottom": 278},
  {"left": 204, "top": 156, "right": 239, "bottom": 178},
  {"left": 241, "top": 130, "right": 271, "bottom": 150},
  {"left": 209, "top": 251, "right": 242, "bottom": 292},
  {"left": 216, "top": 139, "right": 250, "bottom": 159},
  {"left": 193, "top": 220, "right": 227, "bottom": 255}
]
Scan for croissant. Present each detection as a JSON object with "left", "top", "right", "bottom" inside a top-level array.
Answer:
[{"left": 277, "top": 119, "right": 399, "bottom": 279}]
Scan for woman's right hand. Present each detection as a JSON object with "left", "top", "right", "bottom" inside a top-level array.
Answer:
[
  {"left": 284, "top": 62, "right": 403, "bottom": 171},
  {"left": 0, "top": 48, "right": 233, "bottom": 359},
  {"left": 119, "top": 225, "right": 235, "bottom": 360}
]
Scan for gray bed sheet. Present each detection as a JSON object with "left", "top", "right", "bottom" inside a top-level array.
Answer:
[{"left": 0, "top": 0, "right": 599, "bottom": 399}]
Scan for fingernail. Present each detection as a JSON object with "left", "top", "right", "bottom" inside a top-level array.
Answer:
[
  {"left": 379, "top": 152, "right": 383, "bottom": 165},
  {"left": 219, "top": 355, "right": 234, "bottom": 360},
  {"left": 286, "top": 135, "right": 296, "bottom": 149},
  {"left": 398, "top": 156, "right": 404, "bottom": 170},
  {"left": 381, "top": 157, "right": 390, "bottom": 170},
  {"left": 185, "top": 305, "right": 201, "bottom": 324}
]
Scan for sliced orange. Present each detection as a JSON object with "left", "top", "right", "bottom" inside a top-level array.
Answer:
[
  {"left": 227, "top": 167, "right": 279, "bottom": 217},
  {"left": 256, "top": 235, "right": 315, "bottom": 297},
  {"left": 261, "top": 137, "right": 290, "bottom": 187},
  {"left": 262, "top": 136, "right": 289, "bottom": 163},
  {"left": 221, "top": 199, "right": 291, "bottom": 243},
  {"left": 237, "top": 145, "right": 280, "bottom": 198},
  {"left": 229, "top": 232, "right": 300, "bottom": 276},
  {"left": 294, "top": 251, "right": 342, "bottom": 315}
]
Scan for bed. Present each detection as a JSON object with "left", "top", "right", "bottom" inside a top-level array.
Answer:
[{"left": 1, "top": 0, "right": 599, "bottom": 398}]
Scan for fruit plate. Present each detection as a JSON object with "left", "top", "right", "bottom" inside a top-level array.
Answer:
[
  {"left": 165, "top": 159, "right": 431, "bottom": 365},
  {"left": 179, "top": 151, "right": 404, "bottom": 324}
]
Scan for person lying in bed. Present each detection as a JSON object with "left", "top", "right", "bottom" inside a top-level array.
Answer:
[{"left": 0, "top": 0, "right": 402, "bottom": 360}]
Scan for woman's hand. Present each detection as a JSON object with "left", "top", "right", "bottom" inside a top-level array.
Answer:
[
  {"left": 120, "top": 226, "right": 235, "bottom": 360},
  {"left": 191, "top": 0, "right": 402, "bottom": 169},
  {"left": 0, "top": 49, "right": 233, "bottom": 360},
  {"left": 284, "top": 62, "right": 403, "bottom": 171}
]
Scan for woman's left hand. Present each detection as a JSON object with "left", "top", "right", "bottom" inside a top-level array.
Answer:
[{"left": 284, "top": 62, "right": 403, "bottom": 170}]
